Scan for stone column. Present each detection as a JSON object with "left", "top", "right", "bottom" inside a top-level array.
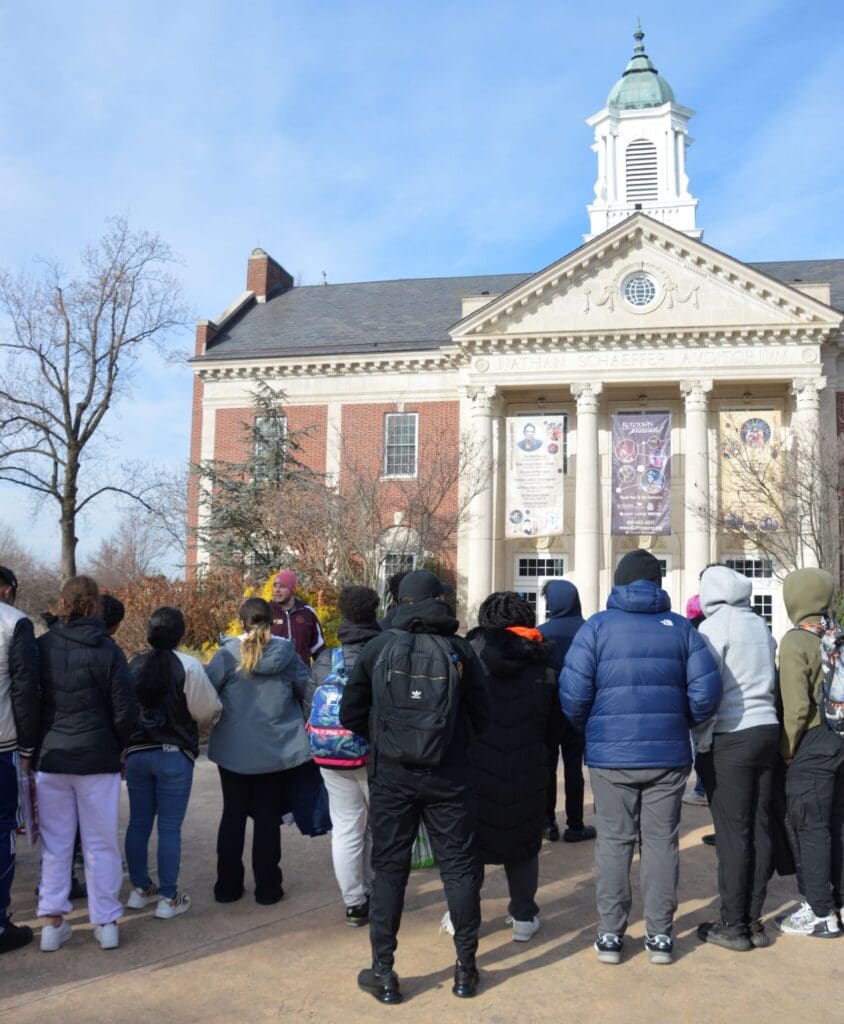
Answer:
[
  {"left": 680, "top": 379, "right": 713, "bottom": 592},
  {"left": 571, "top": 382, "right": 603, "bottom": 617},
  {"left": 791, "top": 375, "right": 828, "bottom": 568},
  {"left": 463, "top": 385, "right": 499, "bottom": 625}
]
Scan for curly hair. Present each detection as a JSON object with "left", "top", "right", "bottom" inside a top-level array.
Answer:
[
  {"left": 60, "top": 575, "right": 100, "bottom": 621},
  {"left": 338, "top": 585, "right": 380, "bottom": 625},
  {"left": 477, "top": 590, "right": 536, "bottom": 630}
]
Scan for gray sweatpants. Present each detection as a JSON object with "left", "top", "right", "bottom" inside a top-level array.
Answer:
[{"left": 589, "top": 766, "right": 689, "bottom": 938}]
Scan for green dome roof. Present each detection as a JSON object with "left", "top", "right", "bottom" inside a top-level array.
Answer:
[{"left": 607, "top": 23, "right": 675, "bottom": 109}]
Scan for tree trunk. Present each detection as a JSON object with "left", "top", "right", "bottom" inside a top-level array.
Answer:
[{"left": 60, "top": 509, "right": 77, "bottom": 579}]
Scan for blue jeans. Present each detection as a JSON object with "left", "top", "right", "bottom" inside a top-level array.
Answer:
[
  {"left": 0, "top": 753, "right": 18, "bottom": 927},
  {"left": 125, "top": 749, "right": 194, "bottom": 900}
]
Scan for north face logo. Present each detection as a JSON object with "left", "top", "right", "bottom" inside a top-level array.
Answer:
[
  {"left": 660, "top": 619, "right": 674, "bottom": 627},
  {"left": 410, "top": 690, "right": 423, "bottom": 700}
]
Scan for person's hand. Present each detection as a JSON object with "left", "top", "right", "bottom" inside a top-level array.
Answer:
[{"left": 19, "top": 755, "right": 31, "bottom": 772}]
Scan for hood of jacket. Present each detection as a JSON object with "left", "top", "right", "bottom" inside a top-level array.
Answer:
[
  {"left": 337, "top": 621, "right": 381, "bottom": 645},
  {"left": 544, "top": 580, "right": 582, "bottom": 619},
  {"left": 606, "top": 580, "right": 671, "bottom": 615},
  {"left": 223, "top": 634, "right": 298, "bottom": 675},
  {"left": 699, "top": 566, "right": 752, "bottom": 618},
  {"left": 50, "top": 616, "right": 108, "bottom": 647},
  {"left": 390, "top": 597, "right": 459, "bottom": 635},
  {"left": 783, "top": 568, "right": 835, "bottom": 624},
  {"left": 467, "top": 626, "right": 554, "bottom": 675}
]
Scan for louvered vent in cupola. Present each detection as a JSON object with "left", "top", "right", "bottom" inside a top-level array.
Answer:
[{"left": 625, "top": 139, "right": 658, "bottom": 202}]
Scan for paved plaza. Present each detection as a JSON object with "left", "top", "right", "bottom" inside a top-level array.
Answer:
[{"left": 1, "top": 758, "right": 834, "bottom": 1023}]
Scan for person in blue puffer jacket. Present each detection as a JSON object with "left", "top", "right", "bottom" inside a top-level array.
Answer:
[{"left": 560, "top": 550, "right": 722, "bottom": 967}]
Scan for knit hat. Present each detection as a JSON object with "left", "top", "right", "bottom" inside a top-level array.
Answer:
[
  {"left": 685, "top": 594, "right": 703, "bottom": 620},
  {"left": 274, "top": 570, "right": 298, "bottom": 592},
  {"left": 614, "top": 550, "right": 662, "bottom": 586},
  {"left": 398, "top": 569, "right": 443, "bottom": 603}
]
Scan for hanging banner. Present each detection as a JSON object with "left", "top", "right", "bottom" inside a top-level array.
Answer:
[
  {"left": 611, "top": 412, "right": 672, "bottom": 535},
  {"left": 505, "top": 415, "right": 566, "bottom": 539},
  {"left": 719, "top": 410, "right": 783, "bottom": 532}
]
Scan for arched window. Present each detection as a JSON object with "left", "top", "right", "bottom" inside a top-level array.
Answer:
[{"left": 625, "top": 139, "right": 658, "bottom": 202}]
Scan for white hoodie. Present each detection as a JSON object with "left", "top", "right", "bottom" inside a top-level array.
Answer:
[{"left": 698, "top": 566, "right": 778, "bottom": 734}]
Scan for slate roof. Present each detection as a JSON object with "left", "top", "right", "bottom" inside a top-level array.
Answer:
[{"left": 197, "top": 259, "right": 844, "bottom": 363}]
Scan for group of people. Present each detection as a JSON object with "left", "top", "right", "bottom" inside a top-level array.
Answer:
[{"left": 0, "top": 556, "right": 842, "bottom": 1009}]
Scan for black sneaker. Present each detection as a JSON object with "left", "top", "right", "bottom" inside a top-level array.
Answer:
[
  {"left": 452, "top": 961, "right": 479, "bottom": 998},
  {"left": 702, "top": 833, "right": 716, "bottom": 847},
  {"left": 255, "top": 888, "right": 284, "bottom": 906},
  {"left": 543, "top": 820, "right": 560, "bottom": 842},
  {"left": 750, "top": 921, "right": 770, "bottom": 948},
  {"left": 594, "top": 932, "right": 623, "bottom": 964},
  {"left": 563, "top": 825, "right": 597, "bottom": 843},
  {"left": 346, "top": 901, "right": 369, "bottom": 927},
  {"left": 645, "top": 933, "right": 674, "bottom": 964},
  {"left": 213, "top": 884, "right": 244, "bottom": 904},
  {"left": 697, "top": 921, "right": 752, "bottom": 952},
  {"left": 358, "top": 964, "right": 402, "bottom": 1004},
  {"left": 0, "top": 919, "right": 33, "bottom": 954}
]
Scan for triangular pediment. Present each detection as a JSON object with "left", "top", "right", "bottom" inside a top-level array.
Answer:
[{"left": 450, "top": 215, "right": 842, "bottom": 343}]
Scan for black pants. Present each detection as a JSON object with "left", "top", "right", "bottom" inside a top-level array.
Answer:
[
  {"left": 368, "top": 763, "right": 480, "bottom": 970},
  {"left": 546, "top": 716, "right": 586, "bottom": 828},
  {"left": 216, "top": 767, "right": 285, "bottom": 902},
  {"left": 476, "top": 856, "right": 539, "bottom": 921},
  {"left": 786, "top": 725, "right": 844, "bottom": 917},
  {"left": 699, "top": 724, "right": 779, "bottom": 930}
]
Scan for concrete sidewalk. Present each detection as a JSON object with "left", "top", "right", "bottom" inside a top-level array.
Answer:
[{"left": 0, "top": 758, "right": 833, "bottom": 1023}]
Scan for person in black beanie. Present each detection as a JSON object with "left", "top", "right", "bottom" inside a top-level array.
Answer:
[
  {"left": 560, "top": 549, "right": 722, "bottom": 966},
  {"left": 340, "top": 569, "right": 490, "bottom": 1004}
]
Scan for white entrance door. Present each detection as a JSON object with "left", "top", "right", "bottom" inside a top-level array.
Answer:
[{"left": 513, "top": 554, "right": 568, "bottom": 623}]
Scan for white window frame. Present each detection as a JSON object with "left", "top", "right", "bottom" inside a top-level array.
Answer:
[
  {"left": 379, "top": 550, "right": 417, "bottom": 599},
  {"left": 723, "top": 556, "right": 776, "bottom": 631},
  {"left": 383, "top": 412, "right": 418, "bottom": 479},
  {"left": 513, "top": 554, "right": 568, "bottom": 622}
]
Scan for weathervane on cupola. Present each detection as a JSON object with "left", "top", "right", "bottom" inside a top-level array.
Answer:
[{"left": 584, "top": 21, "right": 702, "bottom": 241}]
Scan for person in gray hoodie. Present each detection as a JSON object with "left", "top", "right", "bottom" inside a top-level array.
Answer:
[
  {"left": 206, "top": 598, "right": 311, "bottom": 905},
  {"left": 694, "top": 565, "right": 779, "bottom": 952}
]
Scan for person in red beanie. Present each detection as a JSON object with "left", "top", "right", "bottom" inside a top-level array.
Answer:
[{"left": 269, "top": 570, "right": 325, "bottom": 665}]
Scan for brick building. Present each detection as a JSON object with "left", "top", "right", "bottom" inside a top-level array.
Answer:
[{"left": 188, "top": 27, "right": 844, "bottom": 629}]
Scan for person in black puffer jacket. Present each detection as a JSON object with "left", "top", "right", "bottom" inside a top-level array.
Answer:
[
  {"left": 35, "top": 575, "right": 137, "bottom": 953},
  {"left": 468, "top": 591, "right": 557, "bottom": 943}
]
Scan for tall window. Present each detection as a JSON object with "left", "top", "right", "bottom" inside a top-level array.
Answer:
[
  {"left": 384, "top": 412, "right": 418, "bottom": 477},
  {"left": 724, "top": 557, "right": 775, "bottom": 629},
  {"left": 253, "top": 414, "right": 286, "bottom": 480},
  {"left": 626, "top": 139, "right": 658, "bottom": 202}
]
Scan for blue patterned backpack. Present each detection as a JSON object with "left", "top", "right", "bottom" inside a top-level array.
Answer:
[{"left": 307, "top": 648, "right": 370, "bottom": 767}]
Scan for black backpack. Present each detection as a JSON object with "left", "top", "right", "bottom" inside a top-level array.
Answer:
[{"left": 371, "top": 630, "right": 463, "bottom": 767}]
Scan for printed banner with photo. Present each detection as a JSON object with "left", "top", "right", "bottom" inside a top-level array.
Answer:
[
  {"left": 611, "top": 412, "right": 672, "bottom": 535},
  {"left": 719, "top": 410, "right": 783, "bottom": 533},
  {"left": 505, "top": 415, "right": 566, "bottom": 539}
]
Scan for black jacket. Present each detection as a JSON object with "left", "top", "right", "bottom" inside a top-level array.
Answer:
[
  {"left": 36, "top": 617, "right": 136, "bottom": 774},
  {"left": 306, "top": 620, "right": 382, "bottom": 717},
  {"left": 126, "top": 650, "right": 199, "bottom": 760},
  {"left": 537, "top": 580, "right": 584, "bottom": 673},
  {"left": 468, "top": 627, "right": 557, "bottom": 864},
  {"left": 339, "top": 598, "right": 490, "bottom": 778}
]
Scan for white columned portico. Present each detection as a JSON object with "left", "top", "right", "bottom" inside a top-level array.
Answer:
[
  {"left": 680, "top": 379, "right": 713, "bottom": 591},
  {"left": 571, "top": 382, "right": 603, "bottom": 616},
  {"left": 791, "top": 375, "right": 828, "bottom": 569},
  {"left": 463, "top": 385, "right": 499, "bottom": 624}
]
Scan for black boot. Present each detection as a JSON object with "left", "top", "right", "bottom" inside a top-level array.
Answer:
[
  {"left": 452, "top": 961, "right": 480, "bottom": 998},
  {"left": 358, "top": 963, "right": 402, "bottom": 1004},
  {"left": 749, "top": 920, "right": 770, "bottom": 948},
  {"left": 697, "top": 920, "right": 752, "bottom": 951},
  {"left": 0, "top": 919, "right": 33, "bottom": 954}
]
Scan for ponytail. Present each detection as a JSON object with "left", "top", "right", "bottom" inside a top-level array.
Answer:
[
  {"left": 135, "top": 606, "right": 185, "bottom": 708},
  {"left": 238, "top": 598, "right": 273, "bottom": 675}
]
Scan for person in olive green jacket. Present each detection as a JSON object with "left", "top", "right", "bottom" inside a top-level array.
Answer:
[{"left": 777, "top": 568, "right": 843, "bottom": 939}]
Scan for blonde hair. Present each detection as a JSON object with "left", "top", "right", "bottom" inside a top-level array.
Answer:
[{"left": 238, "top": 597, "right": 272, "bottom": 675}]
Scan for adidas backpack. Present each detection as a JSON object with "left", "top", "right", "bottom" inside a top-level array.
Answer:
[
  {"left": 371, "top": 630, "right": 463, "bottom": 768},
  {"left": 307, "top": 647, "right": 370, "bottom": 767},
  {"left": 797, "top": 617, "right": 844, "bottom": 736}
]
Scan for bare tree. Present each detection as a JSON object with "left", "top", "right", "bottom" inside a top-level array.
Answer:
[
  {"left": 0, "top": 524, "right": 62, "bottom": 620},
  {"left": 0, "top": 217, "right": 189, "bottom": 577},
  {"left": 85, "top": 509, "right": 171, "bottom": 591},
  {"left": 690, "top": 423, "right": 843, "bottom": 579}
]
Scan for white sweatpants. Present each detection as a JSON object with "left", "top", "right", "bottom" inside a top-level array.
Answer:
[
  {"left": 320, "top": 766, "right": 372, "bottom": 908},
  {"left": 36, "top": 772, "right": 124, "bottom": 925}
]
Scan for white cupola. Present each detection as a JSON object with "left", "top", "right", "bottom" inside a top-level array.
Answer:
[{"left": 585, "top": 22, "right": 701, "bottom": 241}]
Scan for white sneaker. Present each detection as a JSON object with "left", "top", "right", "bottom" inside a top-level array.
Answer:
[
  {"left": 682, "top": 791, "right": 708, "bottom": 806},
  {"left": 155, "top": 893, "right": 191, "bottom": 919},
  {"left": 93, "top": 922, "right": 120, "bottom": 949},
  {"left": 508, "top": 916, "right": 541, "bottom": 942},
  {"left": 776, "top": 902, "right": 840, "bottom": 937},
  {"left": 126, "top": 884, "right": 159, "bottom": 909},
  {"left": 40, "top": 920, "right": 72, "bottom": 952}
]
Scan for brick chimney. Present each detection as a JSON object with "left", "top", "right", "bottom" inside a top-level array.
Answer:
[
  {"left": 194, "top": 319, "right": 217, "bottom": 356},
  {"left": 247, "top": 248, "right": 294, "bottom": 302}
]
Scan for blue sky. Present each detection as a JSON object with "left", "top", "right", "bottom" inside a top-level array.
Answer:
[{"left": 1, "top": 0, "right": 842, "bottom": 566}]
